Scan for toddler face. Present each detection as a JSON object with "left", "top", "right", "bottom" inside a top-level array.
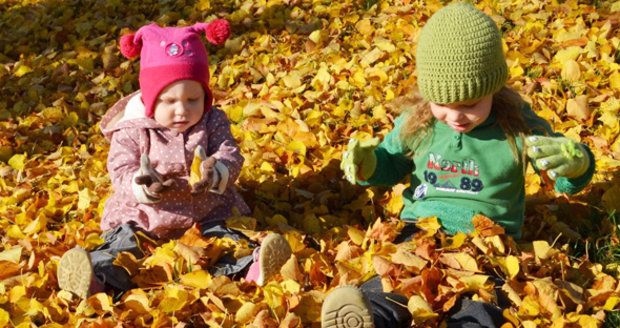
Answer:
[
  {"left": 153, "top": 80, "right": 205, "bottom": 133},
  {"left": 429, "top": 95, "right": 493, "bottom": 133}
]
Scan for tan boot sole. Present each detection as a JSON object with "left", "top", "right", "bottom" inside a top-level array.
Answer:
[
  {"left": 321, "top": 286, "right": 374, "bottom": 328},
  {"left": 257, "top": 233, "right": 292, "bottom": 286},
  {"left": 57, "top": 247, "right": 94, "bottom": 299}
]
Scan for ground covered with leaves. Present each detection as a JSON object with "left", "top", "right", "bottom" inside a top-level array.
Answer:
[{"left": 1, "top": 0, "right": 620, "bottom": 327}]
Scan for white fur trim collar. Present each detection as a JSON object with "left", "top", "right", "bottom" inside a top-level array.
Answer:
[{"left": 119, "top": 92, "right": 148, "bottom": 122}]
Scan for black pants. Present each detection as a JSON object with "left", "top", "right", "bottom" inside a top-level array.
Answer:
[
  {"left": 90, "top": 222, "right": 254, "bottom": 294},
  {"left": 360, "top": 223, "right": 505, "bottom": 328}
]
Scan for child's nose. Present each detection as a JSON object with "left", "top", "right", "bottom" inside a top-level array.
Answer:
[
  {"left": 447, "top": 109, "right": 465, "bottom": 121},
  {"left": 174, "top": 102, "right": 189, "bottom": 115}
]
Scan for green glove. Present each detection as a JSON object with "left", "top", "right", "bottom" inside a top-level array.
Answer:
[
  {"left": 525, "top": 135, "right": 590, "bottom": 180},
  {"left": 341, "top": 137, "right": 380, "bottom": 184}
]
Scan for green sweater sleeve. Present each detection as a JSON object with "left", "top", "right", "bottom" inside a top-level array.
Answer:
[
  {"left": 361, "top": 115, "right": 415, "bottom": 187},
  {"left": 522, "top": 103, "right": 595, "bottom": 194}
]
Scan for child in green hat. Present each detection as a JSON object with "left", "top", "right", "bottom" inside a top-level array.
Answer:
[{"left": 321, "top": 2, "right": 595, "bottom": 327}]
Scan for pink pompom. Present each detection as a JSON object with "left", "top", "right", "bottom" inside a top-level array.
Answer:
[
  {"left": 119, "top": 33, "right": 141, "bottom": 59},
  {"left": 204, "top": 19, "right": 230, "bottom": 45}
]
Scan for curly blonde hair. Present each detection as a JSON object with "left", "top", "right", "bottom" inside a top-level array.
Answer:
[{"left": 390, "top": 86, "right": 530, "bottom": 166}]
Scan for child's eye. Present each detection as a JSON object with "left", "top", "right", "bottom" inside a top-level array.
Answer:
[
  {"left": 460, "top": 103, "right": 478, "bottom": 109},
  {"left": 188, "top": 98, "right": 199, "bottom": 102}
]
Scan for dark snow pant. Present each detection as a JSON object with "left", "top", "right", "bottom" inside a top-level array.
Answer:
[
  {"left": 360, "top": 223, "right": 506, "bottom": 328},
  {"left": 90, "top": 221, "right": 255, "bottom": 294}
]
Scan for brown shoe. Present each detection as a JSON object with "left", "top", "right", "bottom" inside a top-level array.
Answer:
[{"left": 321, "top": 285, "right": 375, "bottom": 328}]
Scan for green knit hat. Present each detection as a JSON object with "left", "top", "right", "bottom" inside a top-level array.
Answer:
[{"left": 415, "top": 2, "right": 508, "bottom": 104}]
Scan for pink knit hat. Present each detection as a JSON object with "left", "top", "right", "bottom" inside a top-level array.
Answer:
[{"left": 119, "top": 20, "right": 230, "bottom": 117}]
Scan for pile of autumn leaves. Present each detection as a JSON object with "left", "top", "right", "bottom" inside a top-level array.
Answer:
[
  {"left": 4, "top": 215, "right": 618, "bottom": 327},
  {"left": 1, "top": 0, "right": 620, "bottom": 326}
]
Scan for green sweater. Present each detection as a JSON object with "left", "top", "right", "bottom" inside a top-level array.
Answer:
[{"left": 362, "top": 104, "right": 595, "bottom": 238}]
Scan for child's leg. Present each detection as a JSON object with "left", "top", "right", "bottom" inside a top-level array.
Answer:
[
  {"left": 201, "top": 221, "right": 292, "bottom": 286},
  {"left": 359, "top": 277, "right": 412, "bottom": 328},
  {"left": 57, "top": 223, "right": 144, "bottom": 298},
  {"left": 444, "top": 298, "right": 504, "bottom": 328},
  {"left": 90, "top": 223, "right": 144, "bottom": 292},
  {"left": 201, "top": 221, "right": 256, "bottom": 278}
]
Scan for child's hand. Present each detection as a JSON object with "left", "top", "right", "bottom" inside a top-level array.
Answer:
[
  {"left": 134, "top": 154, "right": 175, "bottom": 202},
  {"left": 189, "top": 146, "right": 220, "bottom": 194},
  {"left": 526, "top": 136, "right": 590, "bottom": 180},
  {"left": 340, "top": 137, "right": 380, "bottom": 184}
]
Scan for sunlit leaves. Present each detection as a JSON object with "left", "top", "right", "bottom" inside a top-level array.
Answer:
[{"left": 0, "top": 0, "right": 619, "bottom": 326}]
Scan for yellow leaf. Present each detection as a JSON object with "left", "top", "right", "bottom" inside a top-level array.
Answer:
[
  {"left": 123, "top": 290, "right": 151, "bottom": 314},
  {"left": 0, "top": 246, "right": 22, "bottom": 263},
  {"left": 13, "top": 65, "right": 33, "bottom": 77},
  {"left": 375, "top": 38, "right": 396, "bottom": 52},
  {"left": 262, "top": 282, "right": 285, "bottom": 312},
  {"left": 311, "top": 65, "right": 332, "bottom": 91},
  {"left": 309, "top": 30, "right": 321, "bottom": 43},
  {"left": 561, "top": 59, "right": 581, "bottom": 82},
  {"left": 159, "top": 286, "right": 189, "bottom": 313},
  {"left": 180, "top": 270, "right": 212, "bottom": 289},
  {"left": 518, "top": 295, "right": 540, "bottom": 316},
  {"left": 78, "top": 188, "right": 92, "bottom": 210},
  {"left": 348, "top": 226, "right": 365, "bottom": 246},
  {"left": 236, "top": 302, "right": 260, "bottom": 324},
  {"left": 454, "top": 253, "right": 479, "bottom": 272},
  {"left": 407, "top": 295, "right": 438, "bottom": 321},
  {"left": 460, "top": 274, "right": 489, "bottom": 290},
  {"left": 486, "top": 235, "right": 506, "bottom": 254},
  {"left": 566, "top": 95, "right": 589, "bottom": 121},
  {"left": 443, "top": 233, "right": 467, "bottom": 250},
  {"left": 355, "top": 19, "right": 374, "bottom": 36},
  {"left": 553, "top": 46, "right": 582, "bottom": 63},
  {"left": 361, "top": 48, "right": 384, "bottom": 66},
  {"left": 282, "top": 71, "right": 302, "bottom": 89},
  {"left": 0, "top": 308, "right": 9, "bottom": 327},
  {"left": 281, "top": 279, "right": 301, "bottom": 294},
  {"left": 610, "top": 72, "right": 620, "bottom": 91},
  {"left": 510, "top": 62, "right": 524, "bottom": 77},
  {"left": 189, "top": 147, "right": 205, "bottom": 187},
  {"left": 9, "top": 285, "right": 25, "bottom": 303},
  {"left": 266, "top": 213, "right": 287, "bottom": 226},
  {"left": 604, "top": 296, "right": 620, "bottom": 310},
  {"left": 533, "top": 240, "right": 553, "bottom": 260},
  {"left": 88, "top": 293, "right": 114, "bottom": 313},
  {"left": 602, "top": 185, "right": 620, "bottom": 212},
  {"left": 415, "top": 217, "right": 441, "bottom": 237},
  {"left": 7, "top": 225, "right": 25, "bottom": 239},
  {"left": 226, "top": 105, "right": 243, "bottom": 123},
  {"left": 287, "top": 140, "right": 307, "bottom": 156},
  {"left": 498, "top": 256, "right": 520, "bottom": 279},
  {"left": 392, "top": 244, "right": 428, "bottom": 270},
  {"left": 351, "top": 69, "right": 367, "bottom": 89},
  {"left": 8, "top": 153, "right": 26, "bottom": 171}
]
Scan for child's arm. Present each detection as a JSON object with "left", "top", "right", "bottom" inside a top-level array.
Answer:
[
  {"left": 107, "top": 129, "right": 144, "bottom": 201},
  {"left": 522, "top": 104, "right": 595, "bottom": 194},
  {"left": 342, "top": 115, "right": 415, "bottom": 187},
  {"left": 205, "top": 108, "right": 244, "bottom": 193},
  {"left": 108, "top": 129, "right": 171, "bottom": 203}
]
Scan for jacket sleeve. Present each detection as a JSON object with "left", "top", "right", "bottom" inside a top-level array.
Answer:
[
  {"left": 206, "top": 108, "right": 244, "bottom": 191},
  {"left": 522, "top": 103, "right": 595, "bottom": 194},
  {"left": 361, "top": 115, "right": 415, "bottom": 187},
  {"left": 107, "top": 128, "right": 144, "bottom": 202}
]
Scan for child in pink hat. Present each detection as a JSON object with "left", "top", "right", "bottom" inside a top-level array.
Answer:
[{"left": 56, "top": 20, "right": 291, "bottom": 299}]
